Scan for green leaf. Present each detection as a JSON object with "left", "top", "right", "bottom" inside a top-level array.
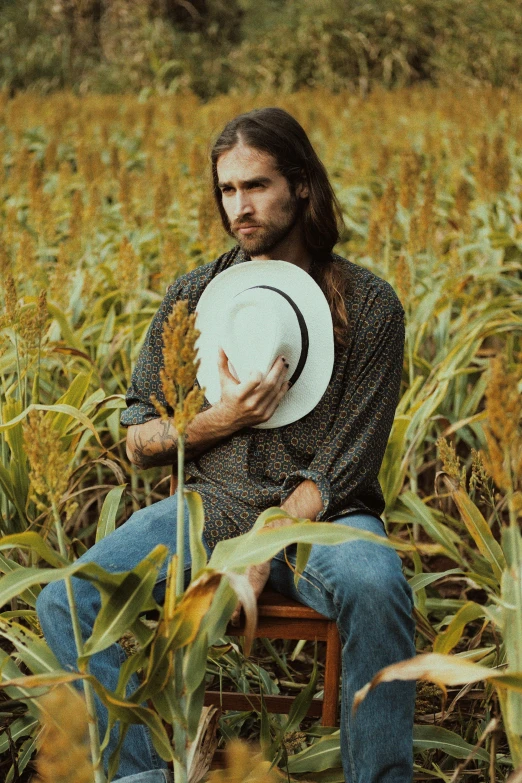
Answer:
[
  {"left": 286, "top": 732, "right": 342, "bottom": 774},
  {"left": 433, "top": 602, "right": 487, "bottom": 655},
  {"left": 294, "top": 541, "right": 312, "bottom": 588},
  {"left": 0, "top": 715, "right": 38, "bottom": 754},
  {"left": 5, "top": 735, "right": 38, "bottom": 783},
  {"left": 183, "top": 631, "right": 209, "bottom": 694},
  {"left": 413, "top": 724, "right": 489, "bottom": 762},
  {"left": 0, "top": 649, "right": 41, "bottom": 716},
  {"left": 96, "top": 485, "right": 126, "bottom": 543},
  {"left": 0, "top": 532, "right": 68, "bottom": 568},
  {"left": 283, "top": 654, "right": 318, "bottom": 735},
  {"left": 80, "top": 545, "right": 168, "bottom": 664},
  {"left": 0, "top": 553, "right": 40, "bottom": 607},
  {"left": 0, "top": 403, "right": 103, "bottom": 446},
  {"left": 408, "top": 569, "right": 464, "bottom": 593},
  {"left": 186, "top": 676, "right": 206, "bottom": 740},
  {"left": 185, "top": 489, "right": 207, "bottom": 579},
  {"left": 444, "top": 480, "right": 505, "bottom": 581},
  {"left": 379, "top": 414, "right": 411, "bottom": 509},
  {"left": 400, "top": 492, "right": 462, "bottom": 563},
  {"left": 210, "top": 518, "right": 401, "bottom": 572},
  {"left": 0, "top": 555, "right": 129, "bottom": 608},
  {"left": 52, "top": 372, "right": 92, "bottom": 433},
  {"left": 0, "top": 619, "right": 61, "bottom": 674}
]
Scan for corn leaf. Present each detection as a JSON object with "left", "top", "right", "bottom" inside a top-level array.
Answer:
[
  {"left": 185, "top": 489, "right": 207, "bottom": 579},
  {"left": 443, "top": 477, "right": 505, "bottom": 581},
  {"left": 95, "top": 484, "right": 126, "bottom": 543},
  {"left": 0, "top": 532, "right": 68, "bottom": 568},
  {"left": 413, "top": 724, "right": 489, "bottom": 762},
  {"left": 285, "top": 732, "right": 342, "bottom": 774},
  {"left": 80, "top": 544, "right": 168, "bottom": 664},
  {"left": 433, "top": 601, "right": 487, "bottom": 654}
]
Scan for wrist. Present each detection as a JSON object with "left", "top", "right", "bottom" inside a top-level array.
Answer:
[{"left": 208, "top": 400, "right": 241, "bottom": 438}]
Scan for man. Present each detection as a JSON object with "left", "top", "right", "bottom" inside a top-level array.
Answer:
[{"left": 38, "top": 107, "right": 416, "bottom": 783}]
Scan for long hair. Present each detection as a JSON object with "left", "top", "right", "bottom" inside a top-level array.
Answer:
[{"left": 211, "top": 108, "right": 349, "bottom": 348}]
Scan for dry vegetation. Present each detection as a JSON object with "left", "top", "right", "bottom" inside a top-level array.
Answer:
[{"left": 0, "top": 84, "right": 521, "bottom": 781}]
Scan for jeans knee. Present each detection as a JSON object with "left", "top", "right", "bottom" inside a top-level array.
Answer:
[
  {"left": 336, "top": 551, "right": 413, "bottom": 616},
  {"left": 36, "top": 579, "right": 70, "bottom": 631}
]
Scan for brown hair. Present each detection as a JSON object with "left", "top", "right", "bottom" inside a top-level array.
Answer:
[{"left": 211, "top": 107, "right": 349, "bottom": 348}]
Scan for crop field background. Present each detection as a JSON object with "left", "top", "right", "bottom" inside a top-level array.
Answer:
[{"left": 0, "top": 5, "right": 522, "bottom": 780}]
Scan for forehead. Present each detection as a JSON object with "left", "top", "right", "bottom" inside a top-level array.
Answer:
[{"left": 216, "top": 142, "right": 279, "bottom": 182}]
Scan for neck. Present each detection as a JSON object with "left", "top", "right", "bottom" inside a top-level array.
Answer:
[{"left": 250, "top": 223, "right": 312, "bottom": 273}]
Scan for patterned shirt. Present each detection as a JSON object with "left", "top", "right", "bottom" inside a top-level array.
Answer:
[{"left": 120, "top": 246, "right": 405, "bottom": 551}]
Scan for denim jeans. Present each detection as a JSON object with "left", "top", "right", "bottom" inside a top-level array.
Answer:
[{"left": 36, "top": 493, "right": 415, "bottom": 783}]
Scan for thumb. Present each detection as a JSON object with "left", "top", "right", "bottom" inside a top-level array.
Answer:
[{"left": 217, "top": 347, "right": 239, "bottom": 385}]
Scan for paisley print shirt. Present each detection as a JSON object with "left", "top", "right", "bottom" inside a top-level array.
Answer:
[{"left": 120, "top": 246, "right": 405, "bottom": 551}]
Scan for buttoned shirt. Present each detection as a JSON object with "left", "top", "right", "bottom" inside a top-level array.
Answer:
[{"left": 120, "top": 246, "right": 405, "bottom": 551}]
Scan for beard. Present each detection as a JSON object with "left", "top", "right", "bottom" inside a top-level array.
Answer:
[{"left": 231, "top": 193, "right": 300, "bottom": 257}]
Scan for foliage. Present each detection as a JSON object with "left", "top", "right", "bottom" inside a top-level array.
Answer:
[
  {"left": 1, "top": 0, "right": 522, "bottom": 96},
  {"left": 0, "top": 84, "right": 521, "bottom": 780}
]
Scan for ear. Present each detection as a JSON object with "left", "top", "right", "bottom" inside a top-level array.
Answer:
[{"left": 295, "top": 173, "right": 309, "bottom": 199}]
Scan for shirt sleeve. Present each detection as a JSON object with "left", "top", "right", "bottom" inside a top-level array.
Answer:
[
  {"left": 279, "top": 288, "right": 405, "bottom": 521},
  {"left": 120, "top": 280, "right": 185, "bottom": 427}
]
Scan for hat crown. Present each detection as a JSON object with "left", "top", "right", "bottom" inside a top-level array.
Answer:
[{"left": 220, "top": 286, "right": 302, "bottom": 382}]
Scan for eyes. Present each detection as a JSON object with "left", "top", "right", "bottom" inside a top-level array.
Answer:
[{"left": 220, "top": 181, "right": 267, "bottom": 195}]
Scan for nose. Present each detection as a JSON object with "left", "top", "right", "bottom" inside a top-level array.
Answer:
[{"left": 233, "top": 190, "right": 254, "bottom": 221}]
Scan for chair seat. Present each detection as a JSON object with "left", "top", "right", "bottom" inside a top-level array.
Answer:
[{"left": 257, "top": 588, "right": 327, "bottom": 620}]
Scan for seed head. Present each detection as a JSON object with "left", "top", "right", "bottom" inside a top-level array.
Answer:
[
  {"left": 377, "top": 180, "right": 397, "bottom": 233},
  {"left": 34, "top": 685, "right": 93, "bottom": 783},
  {"left": 418, "top": 172, "right": 435, "bottom": 249},
  {"left": 118, "top": 236, "right": 139, "bottom": 297},
  {"left": 206, "top": 739, "right": 279, "bottom": 783},
  {"left": 394, "top": 253, "right": 413, "bottom": 305},
  {"left": 437, "top": 436, "right": 466, "bottom": 489},
  {"left": 481, "top": 354, "right": 522, "bottom": 493},
  {"left": 455, "top": 178, "right": 472, "bottom": 219},
  {"left": 490, "top": 133, "right": 510, "bottom": 194},
  {"left": 154, "top": 172, "right": 172, "bottom": 228},
  {"left": 23, "top": 410, "right": 72, "bottom": 512},
  {"left": 399, "top": 150, "right": 421, "bottom": 211},
  {"left": 150, "top": 299, "right": 206, "bottom": 436}
]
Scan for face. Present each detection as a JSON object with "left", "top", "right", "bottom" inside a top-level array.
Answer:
[{"left": 216, "top": 142, "right": 308, "bottom": 258}]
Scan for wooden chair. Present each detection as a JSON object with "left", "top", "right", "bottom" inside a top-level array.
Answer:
[{"left": 170, "top": 470, "right": 341, "bottom": 727}]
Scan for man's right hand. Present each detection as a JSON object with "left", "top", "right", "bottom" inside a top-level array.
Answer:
[{"left": 215, "top": 347, "right": 291, "bottom": 429}]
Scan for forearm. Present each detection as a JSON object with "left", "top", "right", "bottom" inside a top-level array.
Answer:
[
  {"left": 265, "top": 479, "right": 324, "bottom": 531},
  {"left": 126, "top": 403, "right": 239, "bottom": 470}
]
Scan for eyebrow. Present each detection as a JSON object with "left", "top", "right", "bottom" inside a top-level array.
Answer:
[{"left": 217, "top": 176, "right": 272, "bottom": 189}]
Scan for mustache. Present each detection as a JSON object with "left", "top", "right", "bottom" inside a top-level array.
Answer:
[{"left": 232, "top": 220, "right": 263, "bottom": 230}]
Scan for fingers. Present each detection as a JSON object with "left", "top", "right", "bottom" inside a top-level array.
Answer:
[
  {"left": 217, "top": 347, "right": 239, "bottom": 385},
  {"left": 266, "top": 355, "right": 290, "bottom": 387}
]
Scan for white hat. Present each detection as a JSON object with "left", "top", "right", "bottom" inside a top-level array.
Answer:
[{"left": 195, "top": 259, "right": 334, "bottom": 428}]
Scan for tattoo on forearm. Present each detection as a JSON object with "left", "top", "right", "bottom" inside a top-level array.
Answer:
[{"left": 132, "top": 420, "right": 178, "bottom": 469}]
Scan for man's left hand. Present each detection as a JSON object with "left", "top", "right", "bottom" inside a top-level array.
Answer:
[{"left": 230, "top": 561, "right": 271, "bottom": 626}]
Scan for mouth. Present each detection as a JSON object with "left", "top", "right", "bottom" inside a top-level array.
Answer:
[{"left": 236, "top": 225, "right": 261, "bottom": 235}]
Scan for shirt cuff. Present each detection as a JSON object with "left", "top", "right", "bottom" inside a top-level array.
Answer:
[
  {"left": 120, "top": 404, "right": 160, "bottom": 427},
  {"left": 279, "top": 469, "right": 332, "bottom": 522}
]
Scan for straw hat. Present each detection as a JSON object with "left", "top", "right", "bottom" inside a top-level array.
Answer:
[{"left": 195, "top": 259, "right": 334, "bottom": 429}]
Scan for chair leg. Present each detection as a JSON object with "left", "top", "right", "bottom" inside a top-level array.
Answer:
[{"left": 322, "top": 621, "right": 341, "bottom": 726}]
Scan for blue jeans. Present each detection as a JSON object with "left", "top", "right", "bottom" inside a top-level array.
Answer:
[{"left": 36, "top": 493, "right": 415, "bottom": 783}]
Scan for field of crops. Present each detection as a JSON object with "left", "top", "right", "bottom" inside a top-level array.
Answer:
[{"left": 0, "top": 84, "right": 522, "bottom": 782}]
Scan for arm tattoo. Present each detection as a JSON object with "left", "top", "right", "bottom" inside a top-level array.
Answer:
[{"left": 132, "top": 419, "right": 178, "bottom": 469}]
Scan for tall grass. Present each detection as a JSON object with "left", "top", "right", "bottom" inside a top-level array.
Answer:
[{"left": 0, "top": 84, "right": 521, "bottom": 780}]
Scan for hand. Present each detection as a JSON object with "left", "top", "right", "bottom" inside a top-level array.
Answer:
[
  {"left": 215, "top": 348, "right": 291, "bottom": 429},
  {"left": 230, "top": 561, "right": 271, "bottom": 626}
]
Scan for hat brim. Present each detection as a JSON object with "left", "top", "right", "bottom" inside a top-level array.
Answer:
[{"left": 195, "top": 260, "right": 334, "bottom": 429}]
